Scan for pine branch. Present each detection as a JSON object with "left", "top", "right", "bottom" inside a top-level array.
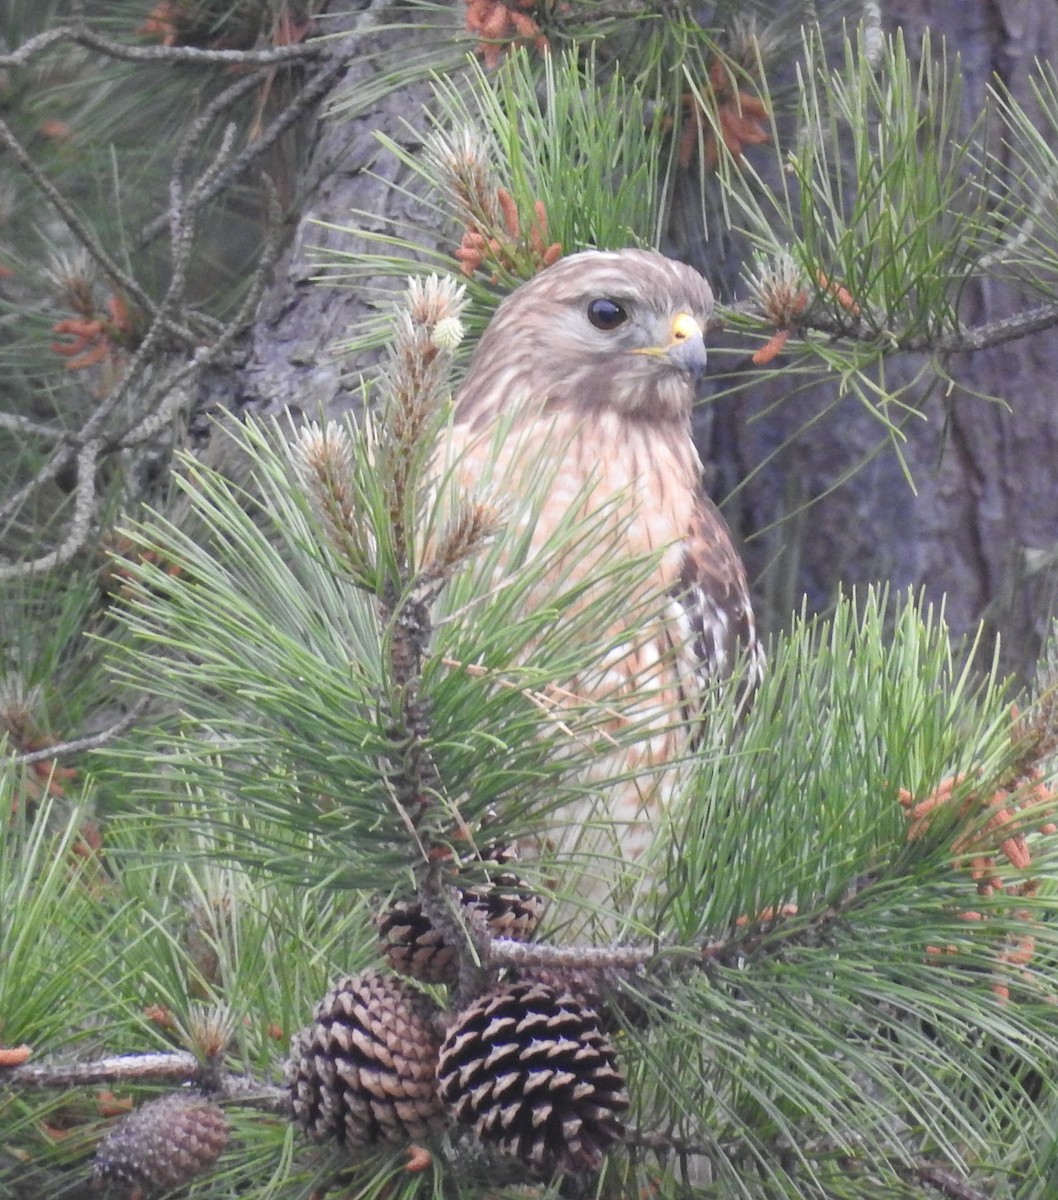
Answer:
[
  {"left": 0, "top": 176, "right": 282, "bottom": 578},
  {"left": 930, "top": 298, "right": 1058, "bottom": 353},
  {"left": 7, "top": 13, "right": 1052, "bottom": 1193},
  {"left": 0, "top": 114, "right": 201, "bottom": 349},
  {"left": 9, "top": 695, "right": 151, "bottom": 767},
  {"left": 487, "top": 872, "right": 875, "bottom": 979},
  {"left": 0, "top": 22, "right": 323, "bottom": 71},
  {"left": 728, "top": 295, "right": 1058, "bottom": 359},
  {"left": 722, "top": 292, "right": 1058, "bottom": 358},
  {"left": 0, "top": 439, "right": 100, "bottom": 580},
  {"left": 137, "top": 58, "right": 347, "bottom": 250},
  {"left": 2, "top": 1051, "right": 286, "bottom": 1112}
]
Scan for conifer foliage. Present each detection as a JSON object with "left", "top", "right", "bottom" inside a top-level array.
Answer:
[{"left": 3, "top": 3, "right": 1058, "bottom": 1200}]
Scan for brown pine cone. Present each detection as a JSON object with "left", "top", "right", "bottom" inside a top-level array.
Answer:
[
  {"left": 437, "top": 980, "right": 628, "bottom": 1173},
  {"left": 377, "top": 862, "right": 543, "bottom": 985},
  {"left": 92, "top": 1091, "right": 229, "bottom": 1196},
  {"left": 376, "top": 898, "right": 458, "bottom": 984},
  {"left": 286, "top": 969, "right": 446, "bottom": 1147}
]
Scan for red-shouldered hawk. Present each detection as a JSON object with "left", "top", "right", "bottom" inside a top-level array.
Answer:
[{"left": 439, "top": 248, "right": 763, "bottom": 904}]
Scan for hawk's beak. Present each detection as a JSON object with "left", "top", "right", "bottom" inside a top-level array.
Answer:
[
  {"left": 664, "top": 312, "right": 707, "bottom": 379},
  {"left": 632, "top": 312, "right": 708, "bottom": 380}
]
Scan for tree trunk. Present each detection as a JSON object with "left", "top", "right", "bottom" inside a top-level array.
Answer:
[
  {"left": 201, "top": 0, "right": 1058, "bottom": 682},
  {"left": 705, "top": 0, "right": 1058, "bottom": 681},
  {"left": 196, "top": 0, "right": 456, "bottom": 425}
]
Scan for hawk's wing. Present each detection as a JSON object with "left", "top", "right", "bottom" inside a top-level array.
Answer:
[{"left": 672, "top": 491, "right": 763, "bottom": 708}]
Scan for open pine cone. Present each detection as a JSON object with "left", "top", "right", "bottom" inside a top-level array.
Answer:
[
  {"left": 92, "top": 1091, "right": 229, "bottom": 1197},
  {"left": 376, "top": 898, "right": 458, "bottom": 984},
  {"left": 437, "top": 979, "right": 628, "bottom": 1173},
  {"left": 287, "top": 969, "right": 446, "bottom": 1148},
  {"left": 377, "top": 853, "right": 543, "bottom": 985}
]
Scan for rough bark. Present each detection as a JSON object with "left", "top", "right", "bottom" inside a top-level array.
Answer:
[
  {"left": 704, "top": 0, "right": 1058, "bottom": 681},
  {"left": 200, "top": 0, "right": 1058, "bottom": 682},
  {"left": 196, "top": 0, "right": 460, "bottom": 425}
]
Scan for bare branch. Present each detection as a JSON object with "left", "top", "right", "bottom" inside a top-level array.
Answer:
[
  {"left": 0, "top": 438, "right": 101, "bottom": 580},
  {"left": 9, "top": 695, "right": 152, "bottom": 767},
  {"left": 0, "top": 214, "right": 216, "bottom": 535},
  {"left": 0, "top": 414, "right": 65, "bottom": 440},
  {"left": 0, "top": 23, "right": 323, "bottom": 71},
  {"left": 71, "top": 24, "right": 323, "bottom": 67},
  {"left": 119, "top": 178, "right": 285, "bottom": 450},
  {"left": 167, "top": 70, "right": 269, "bottom": 215},
  {"left": 723, "top": 295, "right": 1058, "bottom": 360},
  {"left": 137, "top": 58, "right": 347, "bottom": 248},
  {"left": 0, "top": 267, "right": 204, "bottom": 535},
  {"left": 0, "top": 25, "right": 74, "bottom": 67},
  {"left": 184, "top": 122, "right": 240, "bottom": 215},
  {"left": 3, "top": 1050, "right": 287, "bottom": 1111}
]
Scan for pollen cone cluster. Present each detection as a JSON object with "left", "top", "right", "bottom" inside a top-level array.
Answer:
[
  {"left": 437, "top": 979, "right": 628, "bottom": 1173},
  {"left": 92, "top": 1092, "right": 229, "bottom": 1196},
  {"left": 286, "top": 969, "right": 446, "bottom": 1147}
]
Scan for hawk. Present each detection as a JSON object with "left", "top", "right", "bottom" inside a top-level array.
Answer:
[{"left": 438, "top": 248, "right": 763, "bottom": 896}]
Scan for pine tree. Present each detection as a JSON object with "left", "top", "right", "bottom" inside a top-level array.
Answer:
[{"left": 3, "top": 4, "right": 1058, "bottom": 1199}]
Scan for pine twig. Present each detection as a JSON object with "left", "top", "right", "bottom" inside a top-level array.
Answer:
[
  {"left": 184, "top": 59, "right": 345, "bottom": 212},
  {"left": 0, "top": 303, "right": 187, "bottom": 555},
  {"left": 0, "top": 439, "right": 101, "bottom": 580},
  {"left": 71, "top": 24, "right": 321, "bottom": 68},
  {"left": 933, "top": 298, "right": 1058, "bottom": 353},
  {"left": 417, "top": 862, "right": 495, "bottom": 1007},
  {"left": 143, "top": 71, "right": 269, "bottom": 247},
  {"left": 487, "top": 937, "right": 659, "bottom": 973},
  {"left": 0, "top": 23, "right": 322, "bottom": 71},
  {"left": 9, "top": 695, "right": 151, "bottom": 767},
  {"left": 137, "top": 59, "right": 346, "bottom": 249},
  {"left": 0, "top": 414, "right": 66, "bottom": 439},
  {"left": 804, "top": 296, "right": 1058, "bottom": 354},
  {"left": 117, "top": 179, "right": 283, "bottom": 450},
  {"left": 723, "top": 295, "right": 1058, "bottom": 359},
  {"left": 5, "top": 1050, "right": 200, "bottom": 1087},
  {"left": 3, "top": 1051, "right": 286, "bottom": 1111},
  {"left": 488, "top": 870, "right": 878, "bottom": 975}
]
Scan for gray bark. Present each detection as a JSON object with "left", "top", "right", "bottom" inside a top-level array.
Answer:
[
  {"left": 197, "top": 1, "right": 455, "bottom": 425},
  {"left": 695, "top": 0, "right": 1058, "bottom": 680}
]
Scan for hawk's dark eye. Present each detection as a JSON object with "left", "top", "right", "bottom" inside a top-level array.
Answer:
[{"left": 586, "top": 298, "right": 628, "bottom": 330}]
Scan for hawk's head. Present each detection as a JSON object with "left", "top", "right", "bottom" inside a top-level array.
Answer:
[{"left": 454, "top": 249, "right": 715, "bottom": 424}]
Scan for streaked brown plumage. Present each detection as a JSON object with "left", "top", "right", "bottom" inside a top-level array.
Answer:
[{"left": 439, "top": 248, "right": 763, "bottom": 899}]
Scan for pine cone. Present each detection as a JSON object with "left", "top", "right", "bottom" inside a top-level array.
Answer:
[
  {"left": 376, "top": 898, "right": 458, "bottom": 984},
  {"left": 466, "top": 867, "right": 544, "bottom": 943},
  {"left": 437, "top": 980, "right": 629, "bottom": 1173},
  {"left": 377, "top": 859, "right": 543, "bottom": 985},
  {"left": 287, "top": 969, "right": 446, "bottom": 1147},
  {"left": 92, "top": 1092, "right": 229, "bottom": 1196}
]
